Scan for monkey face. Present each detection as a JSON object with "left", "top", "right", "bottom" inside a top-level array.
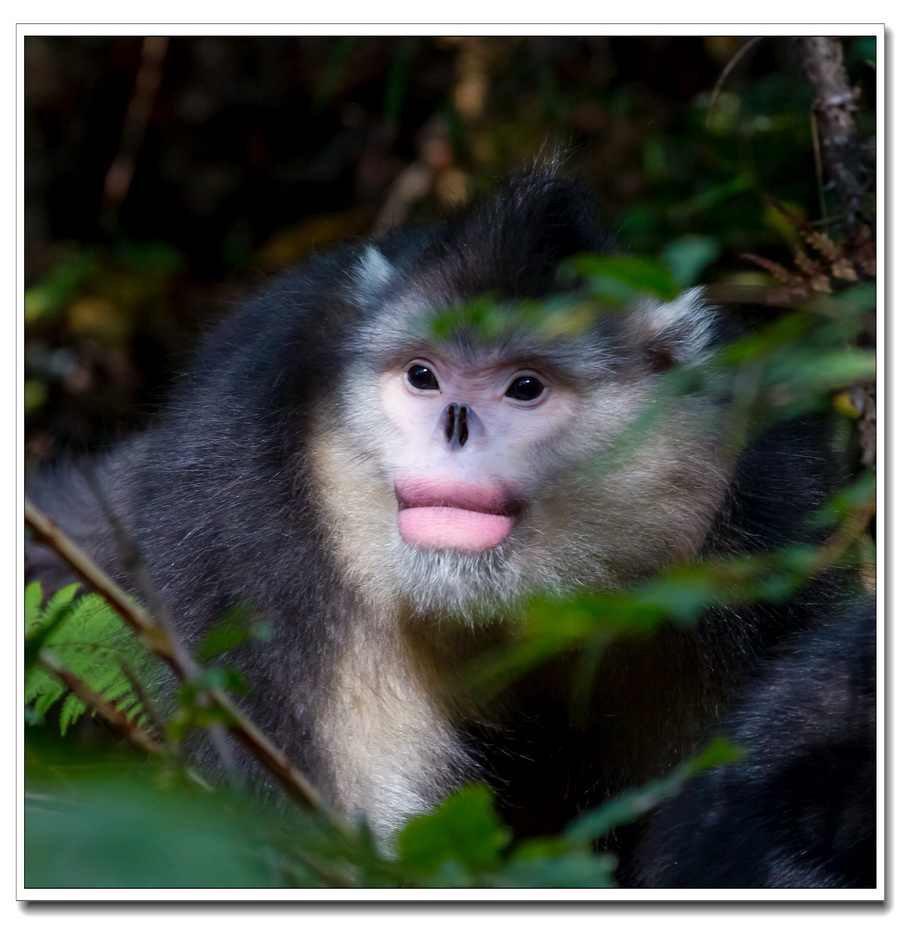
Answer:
[
  {"left": 299, "top": 235, "right": 735, "bottom": 621},
  {"left": 307, "top": 290, "right": 732, "bottom": 622},
  {"left": 380, "top": 353, "right": 579, "bottom": 553}
]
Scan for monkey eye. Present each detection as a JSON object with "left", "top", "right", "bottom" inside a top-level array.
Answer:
[
  {"left": 407, "top": 364, "right": 440, "bottom": 391},
  {"left": 505, "top": 376, "right": 546, "bottom": 402}
]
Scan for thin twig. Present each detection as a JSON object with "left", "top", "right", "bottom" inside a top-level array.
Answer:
[
  {"left": 813, "top": 499, "right": 876, "bottom": 575},
  {"left": 25, "top": 497, "right": 172, "bottom": 662},
  {"left": 24, "top": 497, "right": 346, "bottom": 829},
  {"left": 101, "top": 36, "right": 169, "bottom": 224},
  {"left": 708, "top": 36, "right": 763, "bottom": 116},
  {"left": 81, "top": 464, "right": 240, "bottom": 783},
  {"left": 37, "top": 650, "right": 166, "bottom": 756}
]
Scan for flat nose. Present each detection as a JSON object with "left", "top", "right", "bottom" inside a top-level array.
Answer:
[{"left": 440, "top": 402, "right": 481, "bottom": 449}]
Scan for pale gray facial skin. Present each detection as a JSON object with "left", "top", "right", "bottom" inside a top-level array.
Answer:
[{"left": 306, "top": 255, "right": 734, "bottom": 836}]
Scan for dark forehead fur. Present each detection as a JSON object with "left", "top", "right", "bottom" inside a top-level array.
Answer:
[
  {"left": 406, "top": 168, "right": 616, "bottom": 300},
  {"left": 350, "top": 168, "right": 623, "bottom": 375}
]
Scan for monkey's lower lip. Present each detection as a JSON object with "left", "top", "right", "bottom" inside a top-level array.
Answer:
[
  {"left": 395, "top": 482, "right": 524, "bottom": 552},
  {"left": 397, "top": 507, "right": 515, "bottom": 552}
]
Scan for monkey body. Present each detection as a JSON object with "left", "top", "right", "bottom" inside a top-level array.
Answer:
[{"left": 28, "top": 170, "right": 873, "bottom": 885}]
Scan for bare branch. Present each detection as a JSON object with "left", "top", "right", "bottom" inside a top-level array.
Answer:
[
  {"left": 25, "top": 497, "right": 173, "bottom": 663},
  {"left": 101, "top": 36, "right": 169, "bottom": 223},
  {"left": 798, "top": 36, "right": 871, "bottom": 231}
]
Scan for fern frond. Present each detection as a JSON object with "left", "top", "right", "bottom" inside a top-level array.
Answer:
[{"left": 24, "top": 582, "right": 154, "bottom": 735}]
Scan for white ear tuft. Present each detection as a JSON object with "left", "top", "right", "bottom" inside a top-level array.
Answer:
[
  {"left": 354, "top": 245, "right": 395, "bottom": 301},
  {"left": 627, "top": 288, "right": 717, "bottom": 370}
]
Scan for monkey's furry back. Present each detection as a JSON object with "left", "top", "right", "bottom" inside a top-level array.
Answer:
[{"left": 27, "top": 168, "right": 872, "bottom": 886}]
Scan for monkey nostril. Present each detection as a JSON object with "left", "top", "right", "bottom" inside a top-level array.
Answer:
[
  {"left": 441, "top": 402, "right": 472, "bottom": 449},
  {"left": 442, "top": 402, "right": 458, "bottom": 443}
]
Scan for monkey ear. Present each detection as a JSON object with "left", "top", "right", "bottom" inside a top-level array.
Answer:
[
  {"left": 353, "top": 245, "right": 396, "bottom": 302},
  {"left": 627, "top": 288, "right": 718, "bottom": 372}
]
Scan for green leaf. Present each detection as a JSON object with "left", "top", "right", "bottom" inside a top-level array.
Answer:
[
  {"left": 25, "top": 776, "right": 279, "bottom": 888},
  {"left": 27, "top": 675, "right": 66, "bottom": 723},
  {"left": 396, "top": 785, "right": 511, "bottom": 877},
  {"left": 489, "top": 852, "right": 617, "bottom": 888},
  {"left": 833, "top": 281, "right": 876, "bottom": 312},
  {"left": 25, "top": 583, "right": 79, "bottom": 635},
  {"left": 194, "top": 604, "right": 272, "bottom": 664},
  {"left": 568, "top": 254, "right": 680, "bottom": 301},
  {"left": 59, "top": 693, "right": 88, "bottom": 734},
  {"left": 24, "top": 581, "right": 43, "bottom": 625},
  {"left": 662, "top": 235, "right": 721, "bottom": 287}
]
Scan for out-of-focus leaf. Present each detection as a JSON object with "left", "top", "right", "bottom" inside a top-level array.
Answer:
[
  {"left": 668, "top": 175, "right": 751, "bottom": 219},
  {"left": 563, "top": 737, "right": 743, "bottom": 844},
  {"left": 662, "top": 235, "right": 721, "bottom": 287},
  {"left": 396, "top": 784, "right": 511, "bottom": 878},
  {"left": 487, "top": 851, "right": 617, "bottom": 888},
  {"left": 833, "top": 281, "right": 876, "bottom": 311},
  {"left": 25, "top": 776, "right": 279, "bottom": 888},
  {"left": 569, "top": 254, "right": 680, "bottom": 301},
  {"left": 194, "top": 604, "right": 273, "bottom": 664},
  {"left": 24, "top": 380, "right": 49, "bottom": 415}
]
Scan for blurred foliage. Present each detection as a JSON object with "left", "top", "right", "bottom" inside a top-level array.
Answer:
[{"left": 24, "top": 718, "right": 739, "bottom": 888}]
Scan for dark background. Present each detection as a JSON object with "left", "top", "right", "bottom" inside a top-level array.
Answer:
[{"left": 23, "top": 34, "right": 876, "bottom": 465}]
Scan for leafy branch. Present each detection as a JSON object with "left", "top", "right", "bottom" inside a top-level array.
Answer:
[
  {"left": 24, "top": 497, "right": 345, "bottom": 831},
  {"left": 35, "top": 649, "right": 165, "bottom": 756}
]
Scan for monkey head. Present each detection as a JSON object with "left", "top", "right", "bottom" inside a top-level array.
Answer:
[{"left": 308, "top": 237, "right": 734, "bottom": 623}]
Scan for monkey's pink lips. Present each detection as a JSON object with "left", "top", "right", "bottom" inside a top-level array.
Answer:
[{"left": 396, "top": 485, "right": 523, "bottom": 553}]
